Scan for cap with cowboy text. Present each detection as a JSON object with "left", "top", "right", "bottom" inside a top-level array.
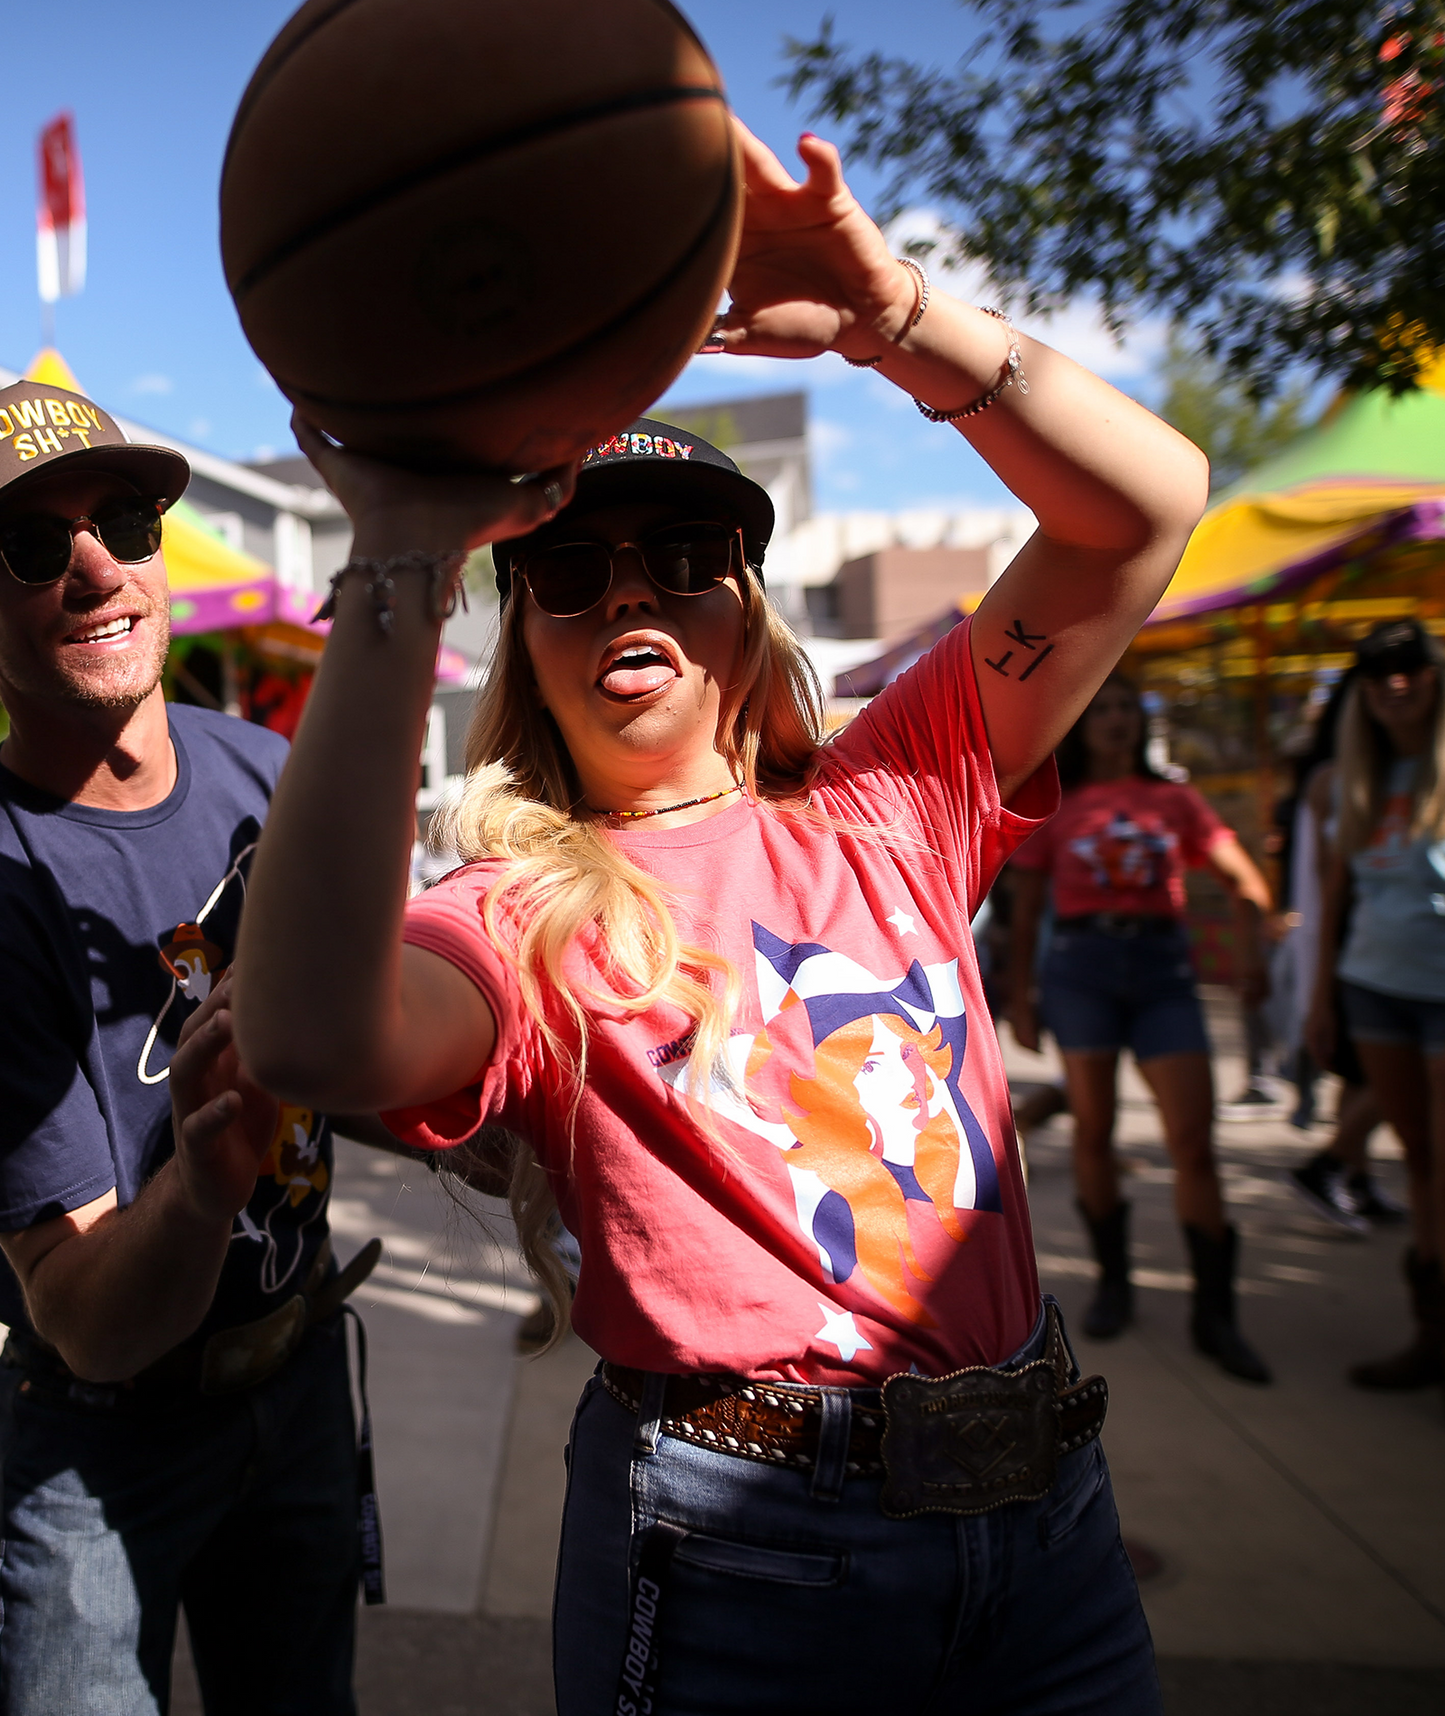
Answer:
[
  {"left": 493, "top": 417, "right": 775, "bottom": 598},
  {"left": 1355, "top": 617, "right": 1438, "bottom": 679},
  {"left": 0, "top": 380, "right": 189, "bottom": 508}
]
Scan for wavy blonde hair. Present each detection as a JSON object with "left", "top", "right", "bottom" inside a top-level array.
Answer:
[
  {"left": 428, "top": 561, "right": 828, "bottom": 1344},
  {"left": 1335, "top": 644, "right": 1445, "bottom": 857}
]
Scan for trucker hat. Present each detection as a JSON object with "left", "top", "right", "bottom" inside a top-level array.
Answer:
[
  {"left": 1354, "top": 618, "right": 1438, "bottom": 679},
  {"left": 0, "top": 380, "right": 190, "bottom": 508},
  {"left": 493, "top": 417, "right": 774, "bottom": 598}
]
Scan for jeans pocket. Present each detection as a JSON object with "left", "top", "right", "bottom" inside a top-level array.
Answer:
[
  {"left": 672, "top": 1532, "right": 845, "bottom": 1588},
  {"left": 1038, "top": 1441, "right": 1108, "bottom": 1549}
]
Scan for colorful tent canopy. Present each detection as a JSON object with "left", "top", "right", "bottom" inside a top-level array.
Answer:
[
  {"left": 1148, "top": 355, "right": 1445, "bottom": 625},
  {"left": 834, "top": 361, "right": 1445, "bottom": 697}
]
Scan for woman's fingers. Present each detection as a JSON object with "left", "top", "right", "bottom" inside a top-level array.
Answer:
[
  {"left": 731, "top": 115, "right": 800, "bottom": 194},
  {"left": 795, "top": 131, "right": 849, "bottom": 201}
]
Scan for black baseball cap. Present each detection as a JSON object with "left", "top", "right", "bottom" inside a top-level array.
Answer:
[
  {"left": 1355, "top": 618, "right": 1437, "bottom": 679},
  {"left": 0, "top": 380, "right": 189, "bottom": 509},
  {"left": 494, "top": 416, "right": 774, "bottom": 598}
]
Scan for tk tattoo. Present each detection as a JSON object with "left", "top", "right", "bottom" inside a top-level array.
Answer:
[{"left": 986, "top": 622, "right": 1054, "bottom": 680}]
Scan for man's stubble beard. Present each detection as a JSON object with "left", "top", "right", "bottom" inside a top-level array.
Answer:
[{"left": 0, "top": 606, "right": 172, "bottom": 716}]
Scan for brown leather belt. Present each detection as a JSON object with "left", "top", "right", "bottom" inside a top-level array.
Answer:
[{"left": 601, "top": 1304, "right": 1108, "bottom": 1498}]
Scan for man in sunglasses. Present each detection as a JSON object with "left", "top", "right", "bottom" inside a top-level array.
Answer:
[{"left": 0, "top": 381, "right": 362, "bottom": 1713}]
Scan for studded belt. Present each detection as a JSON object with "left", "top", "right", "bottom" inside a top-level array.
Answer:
[{"left": 600, "top": 1304, "right": 1109, "bottom": 1501}]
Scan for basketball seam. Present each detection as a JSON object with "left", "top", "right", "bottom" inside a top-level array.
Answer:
[
  {"left": 223, "top": 0, "right": 367, "bottom": 179},
  {"left": 228, "top": 84, "right": 727, "bottom": 301},
  {"left": 223, "top": 0, "right": 714, "bottom": 180},
  {"left": 273, "top": 143, "right": 737, "bottom": 416}
]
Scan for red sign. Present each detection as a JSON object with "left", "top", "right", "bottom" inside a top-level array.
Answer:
[{"left": 36, "top": 113, "right": 86, "bottom": 302}]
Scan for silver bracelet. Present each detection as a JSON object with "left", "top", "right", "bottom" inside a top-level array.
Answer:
[
  {"left": 843, "top": 255, "right": 932, "bottom": 368},
  {"left": 913, "top": 306, "right": 1029, "bottom": 423},
  {"left": 312, "top": 550, "right": 468, "bottom": 636}
]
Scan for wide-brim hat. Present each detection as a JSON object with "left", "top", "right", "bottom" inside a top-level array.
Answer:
[
  {"left": 493, "top": 416, "right": 774, "bottom": 598},
  {"left": 0, "top": 380, "right": 189, "bottom": 509}
]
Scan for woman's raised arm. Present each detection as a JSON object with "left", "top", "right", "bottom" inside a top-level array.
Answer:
[
  {"left": 233, "top": 430, "right": 573, "bottom": 1112},
  {"left": 716, "top": 123, "right": 1211, "bottom": 801}
]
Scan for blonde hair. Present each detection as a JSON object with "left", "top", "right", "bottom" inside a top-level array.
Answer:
[
  {"left": 1335, "top": 650, "right": 1445, "bottom": 856},
  {"left": 428, "top": 562, "right": 828, "bottom": 1344}
]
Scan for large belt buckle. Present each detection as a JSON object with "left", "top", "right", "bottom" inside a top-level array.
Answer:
[{"left": 878, "top": 1361, "right": 1058, "bottom": 1518}]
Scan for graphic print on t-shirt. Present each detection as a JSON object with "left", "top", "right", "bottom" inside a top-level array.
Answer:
[
  {"left": 142, "top": 823, "right": 328, "bottom": 1296},
  {"left": 658, "top": 922, "right": 1001, "bottom": 1331},
  {"left": 1067, "top": 812, "right": 1175, "bottom": 894}
]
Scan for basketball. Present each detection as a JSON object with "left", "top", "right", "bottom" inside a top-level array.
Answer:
[{"left": 220, "top": 0, "right": 741, "bottom": 473}]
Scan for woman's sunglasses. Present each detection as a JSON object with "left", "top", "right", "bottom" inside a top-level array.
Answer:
[
  {"left": 0, "top": 496, "right": 165, "bottom": 587},
  {"left": 514, "top": 520, "right": 742, "bottom": 619}
]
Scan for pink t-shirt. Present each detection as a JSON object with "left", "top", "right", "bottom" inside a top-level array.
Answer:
[
  {"left": 384, "top": 620, "right": 1056, "bottom": 1384},
  {"left": 1011, "top": 777, "right": 1228, "bottom": 918}
]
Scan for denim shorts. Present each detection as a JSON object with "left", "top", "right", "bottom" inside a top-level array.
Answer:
[
  {"left": 553, "top": 1299, "right": 1160, "bottom": 1716},
  {"left": 1340, "top": 979, "right": 1445, "bottom": 1055},
  {"left": 1041, "top": 923, "right": 1209, "bottom": 1060}
]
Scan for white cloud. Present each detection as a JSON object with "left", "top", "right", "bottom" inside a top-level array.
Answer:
[
  {"left": 254, "top": 363, "right": 284, "bottom": 393},
  {"left": 188, "top": 417, "right": 212, "bottom": 442},
  {"left": 809, "top": 418, "right": 853, "bottom": 459},
  {"left": 252, "top": 443, "right": 277, "bottom": 463},
  {"left": 129, "top": 373, "right": 172, "bottom": 395}
]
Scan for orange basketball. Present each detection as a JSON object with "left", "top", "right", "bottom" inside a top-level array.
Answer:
[{"left": 220, "top": 0, "right": 741, "bottom": 473}]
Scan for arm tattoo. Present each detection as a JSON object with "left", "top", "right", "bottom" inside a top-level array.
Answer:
[{"left": 986, "top": 621, "right": 1053, "bottom": 680}]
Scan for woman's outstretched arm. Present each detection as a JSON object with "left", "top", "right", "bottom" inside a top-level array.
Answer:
[
  {"left": 234, "top": 443, "right": 573, "bottom": 1112},
  {"left": 717, "top": 123, "right": 1211, "bottom": 801}
]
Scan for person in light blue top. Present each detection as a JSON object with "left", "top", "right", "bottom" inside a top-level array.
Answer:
[{"left": 1308, "top": 619, "right": 1445, "bottom": 1402}]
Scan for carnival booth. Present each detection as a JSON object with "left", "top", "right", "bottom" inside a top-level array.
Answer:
[{"left": 835, "top": 362, "right": 1445, "bottom": 975}]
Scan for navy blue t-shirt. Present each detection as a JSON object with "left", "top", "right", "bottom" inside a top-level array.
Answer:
[{"left": 0, "top": 703, "right": 333, "bottom": 1340}]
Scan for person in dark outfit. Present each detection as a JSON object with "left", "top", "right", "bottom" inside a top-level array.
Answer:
[{"left": 0, "top": 379, "right": 369, "bottom": 1714}]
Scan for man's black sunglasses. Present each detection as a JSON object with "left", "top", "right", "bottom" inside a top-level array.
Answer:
[
  {"left": 513, "top": 520, "right": 742, "bottom": 619},
  {"left": 0, "top": 497, "right": 165, "bottom": 587}
]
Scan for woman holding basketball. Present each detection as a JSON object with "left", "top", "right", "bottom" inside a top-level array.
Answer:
[{"left": 236, "top": 124, "right": 1206, "bottom": 1716}]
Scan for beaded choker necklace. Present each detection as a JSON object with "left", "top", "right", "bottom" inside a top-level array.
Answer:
[{"left": 589, "top": 784, "right": 743, "bottom": 821}]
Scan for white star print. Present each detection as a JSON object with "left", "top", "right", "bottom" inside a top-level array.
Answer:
[
  {"left": 814, "top": 1306, "right": 874, "bottom": 1363},
  {"left": 886, "top": 906, "right": 917, "bottom": 936}
]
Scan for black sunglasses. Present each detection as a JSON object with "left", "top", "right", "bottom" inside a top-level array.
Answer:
[
  {"left": 0, "top": 496, "right": 165, "bottom": 587},
  {"left": 514, "top": 520, "right": 742, "bottom": 618}
]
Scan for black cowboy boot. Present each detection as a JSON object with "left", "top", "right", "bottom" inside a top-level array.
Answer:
[
  {"left": 1184, "top": 1224, "right": 1272, "bottom": 1384},
  {"left": 1078, "top": 1200, "right": 1134, "bottom": 1339},
  {"left": 1349, "top": 1249, "right": 1445, "bottom": 1390}
]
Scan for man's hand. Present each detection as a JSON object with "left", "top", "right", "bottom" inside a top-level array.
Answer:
[
  {"left": 711, "top": 122, "right": 916, "bottom": 362},
  {"left": 169, "top": 977, "right": 279, "bottom": 1227}
]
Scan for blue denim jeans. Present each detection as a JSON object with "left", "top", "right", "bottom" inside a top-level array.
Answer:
[
  {"left": 0, "top": 1320, "right": 359, "bottom": 1716},
  {"left": 1042, "top": 923, "right": 1209, "bottom": 1060},
  {"left": 554, "top": 1303, "right": 1160, "bottom": 1716}
]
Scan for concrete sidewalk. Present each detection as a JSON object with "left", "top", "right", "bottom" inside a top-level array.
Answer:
[{"left": 172, "top": 994, "right": 1445, "bottom": 1712}]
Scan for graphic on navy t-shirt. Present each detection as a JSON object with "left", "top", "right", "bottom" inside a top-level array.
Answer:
[
  {"left": 0, "top": 706, "right": 331, "bottom": 1335},
  {"left": 142, "top": 830, "right": 330, "bottom": 1299}
]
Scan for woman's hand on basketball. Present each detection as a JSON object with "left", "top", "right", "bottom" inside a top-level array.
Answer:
[
  {"left": 292, "top": 413, "right": 577, "bottom": 557},
  {"left": 710, "top": 121, "right": 918, "bottom": 362}
]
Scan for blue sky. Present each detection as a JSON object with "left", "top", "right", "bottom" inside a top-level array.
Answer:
[{"left": 0, "top": 1, "right": 1162, "bottom": 513}]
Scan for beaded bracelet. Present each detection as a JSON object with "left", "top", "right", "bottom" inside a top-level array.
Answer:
[
  {"left": 913, "top": 307, "right": 1030, "bottom": 423},
  {"left": 312, "top": 549, "right": 468, "bottom": 636},
  {"left": 844, "top": 255, "right": 932, "bottom": 368}
]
